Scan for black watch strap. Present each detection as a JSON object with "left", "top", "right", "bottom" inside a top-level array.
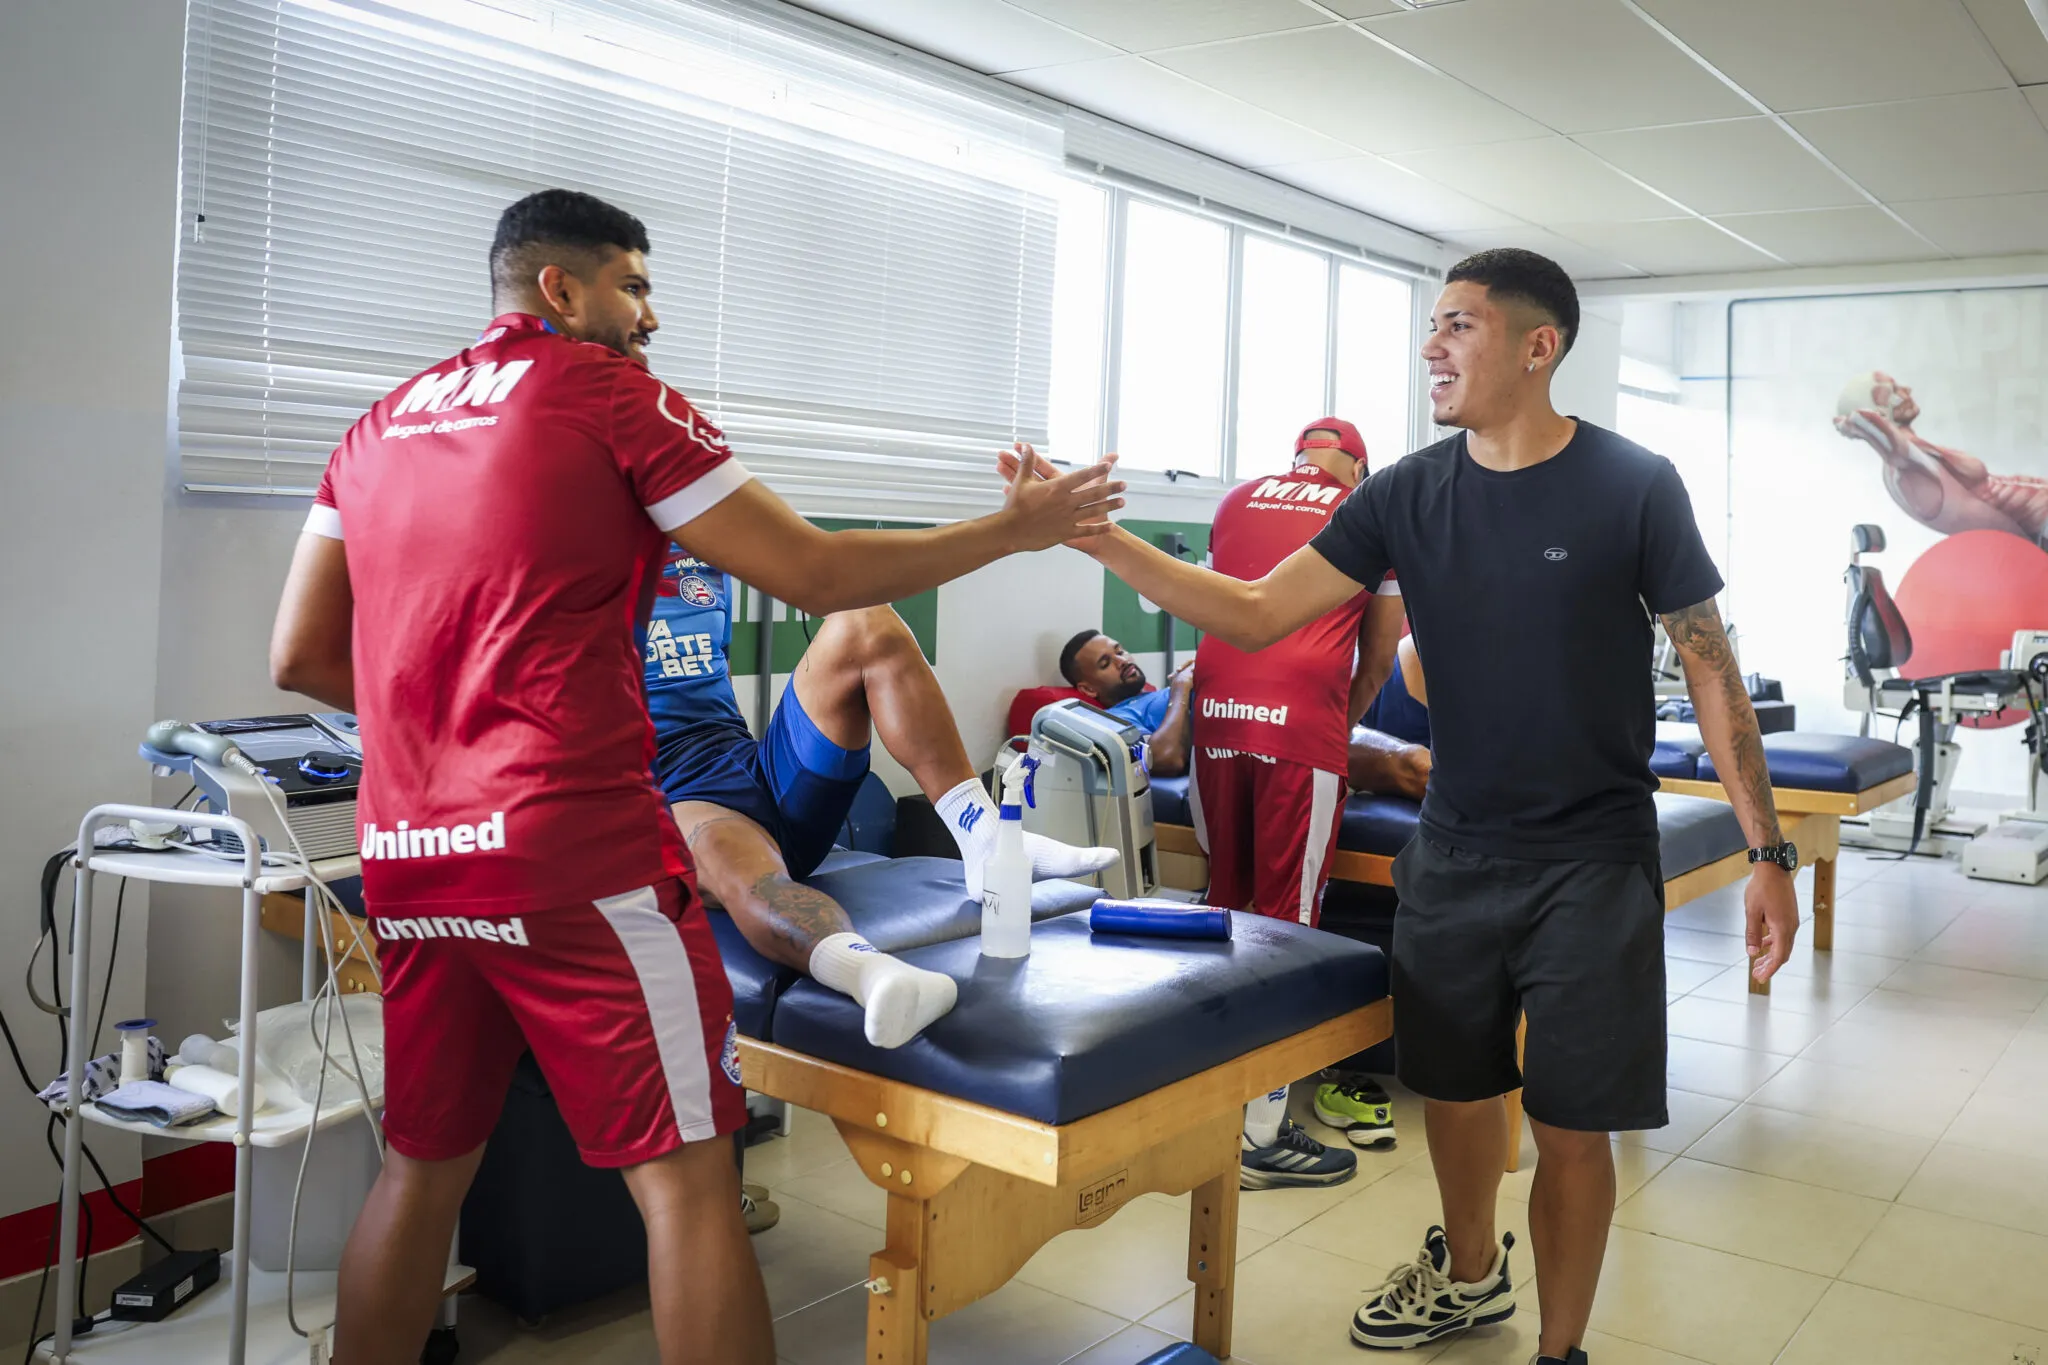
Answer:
[{"left": 1747, "top": 841, "right": 1799, "bottom": 872}]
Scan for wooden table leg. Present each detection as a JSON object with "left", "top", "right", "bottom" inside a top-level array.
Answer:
[
  {"left": 1812, "top": 854, "right": 1836, "bottom": 953},
  {"left": 1501, "top": 1015, "right": 1528, "bottom": 1173},
  {"left": 867, "top": 1242, "right": 925, "bottom": 1365},
  {"left": 1187, "top": 1144, "right": 1241, "bottom": 1362}
]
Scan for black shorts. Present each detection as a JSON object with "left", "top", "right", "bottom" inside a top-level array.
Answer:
[{"left": 1390, "top": 835, "right": 1668, "bottom": 1133}]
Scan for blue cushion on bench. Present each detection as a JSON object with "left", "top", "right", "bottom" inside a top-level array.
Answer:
[
  {"left": 769, "top": 912, "right": 1388, "bottom": 1124},
  {"left": 1654, "top": 793, "right": 1747, "bottom": 878},
  {"left": 1149, "top": 774, "right": 1191, "bottom": 827},
  {"left": 1339, "top": 794, "right": 1423, "bottom": 857},
  {"left": 1652, "top": 723, "right": 1708, "bottom": 780},
  {"left": 716, "top": 856, "right": 1101, "bottom": 1039},
  {"left": 1699, "top": 732, "right": 1914, "bottom": 794}
]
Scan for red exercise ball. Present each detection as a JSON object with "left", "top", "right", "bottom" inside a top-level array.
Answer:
[{"left": 1890, "top": 529, "right": 2048, "bottom": 730}]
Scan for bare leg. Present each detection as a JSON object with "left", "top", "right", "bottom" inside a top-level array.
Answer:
[
  {"left": 1347, "top": 727, "right": 1432, "bottom": 802},
  {"left": 624, "top": 1138, "right": 776, "bottom": 1365},
  {"left": 336, "top": 1145, "right": 486, "bottom": 1365},
  {"left": 1424, "top": 1097, "right": 1509, "bottom": 1285},
  {"left": 790, "top": 607, "right": 974, "bottom": 803},
  {"left": 1527, "top": 1119, "right": 1615, "bottom": 1360},
  {"left": 674, "top": 801, "right": 850, "bottom": 970}
]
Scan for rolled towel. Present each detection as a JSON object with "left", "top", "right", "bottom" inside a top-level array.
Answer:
[{"left": 166, "top": 1063, "right": 264, "bottom": 1116}]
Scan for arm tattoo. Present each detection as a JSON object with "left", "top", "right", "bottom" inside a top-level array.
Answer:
[
  {"left": 748, "top": 873, "right": 855, "bottom": 963},
  {"left": 1662, "top": 598, "right": 1783, "bottom": 845}
]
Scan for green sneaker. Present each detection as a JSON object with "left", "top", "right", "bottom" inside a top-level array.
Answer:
[{"left": 1314, "top": 1074, "right": 1396, "bottom": 1148}]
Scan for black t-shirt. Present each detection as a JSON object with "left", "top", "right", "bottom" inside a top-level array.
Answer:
[{"left": 1310, "top": 421, "right": 1723, "bottom": 863}]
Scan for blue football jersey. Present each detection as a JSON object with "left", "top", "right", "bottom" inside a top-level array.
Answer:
[{"left": 643, "top": 545, "right": 750, "bottom": 743}]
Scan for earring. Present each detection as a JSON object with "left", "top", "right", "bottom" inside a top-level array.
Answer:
[{"left": 1526, "top": 363, "right": 1535, "bottom": 373}]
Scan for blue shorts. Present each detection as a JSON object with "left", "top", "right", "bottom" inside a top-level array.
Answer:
[{"left": 651, "top": 685, "right": 872, "bottom": 881}]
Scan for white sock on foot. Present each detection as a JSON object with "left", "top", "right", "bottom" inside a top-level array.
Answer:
[
  {"left": 1244, "top": 1086, "right": 1289, "bottom": 1148},
  {"left": 808, "top": 932, "right": 958, "bottom": 1049},
  {"left": 933, "top": 777, "right": 1120, "bottom": 899}
]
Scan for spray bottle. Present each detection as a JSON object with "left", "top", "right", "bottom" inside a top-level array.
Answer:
[{"left": 980, "top": 757, "right": 1036, "bottom": 959}]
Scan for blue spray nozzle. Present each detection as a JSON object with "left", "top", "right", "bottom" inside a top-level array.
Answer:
[{"left": 1021, "top": 755, "right": 1039, "bottom": 809}]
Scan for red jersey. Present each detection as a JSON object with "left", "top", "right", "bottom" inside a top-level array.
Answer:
[
  {"left": 308, "top": 314, "right": 751, "bottom": 915},
  {"left": 1192, "top": 462, "right": 1394, "bottom": 775}
]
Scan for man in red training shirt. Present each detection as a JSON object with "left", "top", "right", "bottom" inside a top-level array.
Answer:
[
  {"left": 268, "top": 189, "right": 1121, "bottom": 1365},
  {"left": 1193, "top": 418, "right": 1405, "bottom": 1191}
]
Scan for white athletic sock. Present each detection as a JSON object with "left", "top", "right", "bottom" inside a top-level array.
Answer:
[
  {"left": 808, "top": 932, "right": 958, "bottom": 1050},
  {"left": 1243, "top": 1086, "right": 1289, "bottom": 1148},
  {"left": 933, "top": 777, "right": 1120, "bottom": 899}
]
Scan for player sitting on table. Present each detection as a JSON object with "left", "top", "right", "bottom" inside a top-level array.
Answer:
[
  {"left": 1060, "top": 627, "right": 1432, "bottom": 799},
  {"left": 647, "top": 550, "right": 1118, "bottom": 1051},
  {"left": 1350, "top": 636, "right": 1432, "bottom": 801}
]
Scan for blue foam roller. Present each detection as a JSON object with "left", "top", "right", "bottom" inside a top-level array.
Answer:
[
  {"left": 1089, "top": 899, "right": 1232, "bottom": 941},
  {"left": 1134, "top": 1346, "right": 1221, "bottom": 1365}
]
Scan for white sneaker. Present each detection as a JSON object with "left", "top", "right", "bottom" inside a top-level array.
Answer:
[{"left": 1350, "top": 1225, "right": 1516, "bottom": 1350}]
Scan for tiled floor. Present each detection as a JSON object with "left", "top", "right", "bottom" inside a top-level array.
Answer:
[{"left": 455, "top": 847, "right": 2048, "bottom": 1364}]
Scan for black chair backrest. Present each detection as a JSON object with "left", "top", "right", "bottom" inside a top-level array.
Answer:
[{"left": 1847, "top": 564, "right": 1912, "bottom": 685}]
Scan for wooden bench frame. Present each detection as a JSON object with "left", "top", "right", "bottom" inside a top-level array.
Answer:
[{"left": 259, "top": 892, "right": 1390, "bottom": 1365}]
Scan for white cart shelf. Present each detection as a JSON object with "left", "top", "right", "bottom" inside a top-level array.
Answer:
[{"left": 48, "top": 804, "right": 448, "bottom": 1365}]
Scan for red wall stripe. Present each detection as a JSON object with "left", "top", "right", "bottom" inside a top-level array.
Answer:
[{"left": 0, "top": 1145, "right": 239, "bottom": 1282}]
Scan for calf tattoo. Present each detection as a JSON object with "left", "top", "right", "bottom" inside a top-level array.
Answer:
[
  {"left": 1661, "top": 598, "right": 1783, "bottom": 845},
  {"left": 748, "top": 873, "right": 854, "bottom": 960}
]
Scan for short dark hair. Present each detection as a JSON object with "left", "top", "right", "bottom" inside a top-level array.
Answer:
[
  {"left": 490, "top": 189, "right": 650, "bottom": 297},
  {"left": 1059, "top": 629, "right": 1103, "bottom": 687},
  {"left": 1445, "top": 248, "right": 1579, "bottom": 359}
]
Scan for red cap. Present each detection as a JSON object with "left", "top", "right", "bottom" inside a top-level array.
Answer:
[{"left": 1295, "top": 417, "right": 1368, "bottom": 470}]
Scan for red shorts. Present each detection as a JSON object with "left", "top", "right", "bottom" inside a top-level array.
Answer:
[
  {"left": 375, "top": 877, "right": 744, "bottom": 1167},
  {"left": 1190, "top": 748, "right": 1346, "bottom": 927}
]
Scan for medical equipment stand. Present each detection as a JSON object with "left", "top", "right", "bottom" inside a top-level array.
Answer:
[{"left": 45, "top": 803, "right": 469, "bottom": 1364}]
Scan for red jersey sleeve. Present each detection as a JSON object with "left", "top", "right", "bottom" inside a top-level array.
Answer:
[
  {"left": 608, "top": 364, "right": 754, "bottom": 532},
  {"left": 305, "top": 449, "right": 345, "bottom": 540}
]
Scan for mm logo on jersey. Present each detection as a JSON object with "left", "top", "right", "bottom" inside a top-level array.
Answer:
[
  {"left": 1248, "top": 477, "right": 1342, "bottom": 506},
  {"left": 392, "top": 359, "right": 536, "bottom": 417}
]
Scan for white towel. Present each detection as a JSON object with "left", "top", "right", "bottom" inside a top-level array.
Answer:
[{"left": 94, "top": 1080, "right": 217, "bottom": 1127}]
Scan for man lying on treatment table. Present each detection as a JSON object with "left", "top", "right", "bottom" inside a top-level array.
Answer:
[{"left": 644, "top": 548, "right": 1118, "bottom": 1053}]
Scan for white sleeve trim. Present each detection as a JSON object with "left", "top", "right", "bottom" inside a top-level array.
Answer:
[
  {"left": 645, "top": 460, "right": 753, "bottom": 532},
  {"left": 304, "top": 503, "right": 344, "bottom": 540},
  {"left": 1374, "top": 577, "right": 1401, "bottom": 597}
]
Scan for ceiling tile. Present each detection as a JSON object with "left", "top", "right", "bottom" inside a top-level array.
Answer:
[
  {"left": 787, "top": 0, "right": 1116, "bottom": 73},
  {"left": 1634, "top": 0, "right": 2012, "bottom": 112},
  {"left": 1709, "top": 206, "right": 1945, "bottom": 266},
  {"left": 1551, "top": 217, "right": 1782, "bottom": 275},
  {"left": 1575, "top": 117, "right": 1862, "bottom": 215},
  {"left": 2030, "top": 82, "right": 2048, "bottom": 121},
  {"left": 1890, "top": 191, "right": 2048, "bottom": 256},
  {"left": 1152, "top": 25, "right": 1547, "bottom": 155},
  {"left": 1006, "top": 55, "right": 1363, "bottom": 167},
  {"left": 1268, "top": 154, "right": 1524, "bottom": 232},
  {"left": 1439, "top": 225, "right": 1645, "bottom": 280},
  {"left": 1360, "top": 0, "right": 1750, "bottom": 133},
  {"left": 1962, "top": 0, "right": 2048, "bottom": 86},
  {"left": 1789, "top": 89, "right": 2048, "bottom": 200},
  {"left": 1001, "top": 0, "right": 1327, "bottom": 53},
  {"left": 1388, "top": 136, "right": 1681, "bottom": 223}
]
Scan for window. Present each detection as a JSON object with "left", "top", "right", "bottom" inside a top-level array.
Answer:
[
  {"left": 174, "top": 0, "right": 1063, "bottom": 510},
  {"left": 1113, "top": 200, "right": 1231, "bottom": 477},
  {"left": 1070, "top": 186, "right": 1420, "bottom": 489},
  {"left": 1334, "top": 264, "right": 1417, "bottom": 470},
  {"left": 1233, "top": 237, "right": 1330, "bottom": 482}
]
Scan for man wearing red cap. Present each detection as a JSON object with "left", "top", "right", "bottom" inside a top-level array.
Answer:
[{"left": 1195, "top": 418, "right": 1407, "bottom": 1188}]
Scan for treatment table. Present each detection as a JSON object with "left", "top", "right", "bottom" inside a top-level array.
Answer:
[{"left": 264, "top": 855, "right": 1391, "bottom": 1365}]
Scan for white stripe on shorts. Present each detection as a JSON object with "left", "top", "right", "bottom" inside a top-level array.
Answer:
[
  {"left": 1297, "top": 769, "right": 1343, "bottom": 925},
  {"left": 596, "top": 885, "right": 720, "bottom": 1144}
]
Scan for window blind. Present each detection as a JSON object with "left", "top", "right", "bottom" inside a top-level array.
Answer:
[{"left": 176, "top": 0, "right": 1063, "bottom": 516}]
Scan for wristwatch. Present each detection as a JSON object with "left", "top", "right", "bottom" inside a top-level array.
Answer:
[{"left": 1747, "top": 842, "right": 1800, "bottom": 873}]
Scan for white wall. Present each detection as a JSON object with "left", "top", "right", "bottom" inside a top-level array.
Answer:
[
  {"left": 0, "top": 0, "right": 186, "bottom": 1218},
  {"left": 1554, "top": 298, "right": 1622, "bottom": 431}
]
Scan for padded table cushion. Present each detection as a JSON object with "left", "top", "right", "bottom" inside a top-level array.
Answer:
[
  {"left": 1653, "top": 793, "right": 1747, "bottom": 877},
  {"left": 1149, "top": 773, "right": 1191, "bottom": 827},
  {"left": 769, "top": 911, "right": 1389, "bottom": 1124},
  {"left": 1698, "top": 732, "right": 1913, "bottom": 793},
  {"left": 717, "top": 856, "right": 1102, "bottom": 1040},
  {"left": 1339, "top": 794, "right": 1423, "bottom": 856},
  {"left": 1651, "top": 723, "right": 1708, "bottom": 780}
]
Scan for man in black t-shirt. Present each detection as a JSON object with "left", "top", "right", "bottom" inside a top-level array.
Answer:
[{"left": 1010, "top": 250, "right": 1797, "bottom": 1365}]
